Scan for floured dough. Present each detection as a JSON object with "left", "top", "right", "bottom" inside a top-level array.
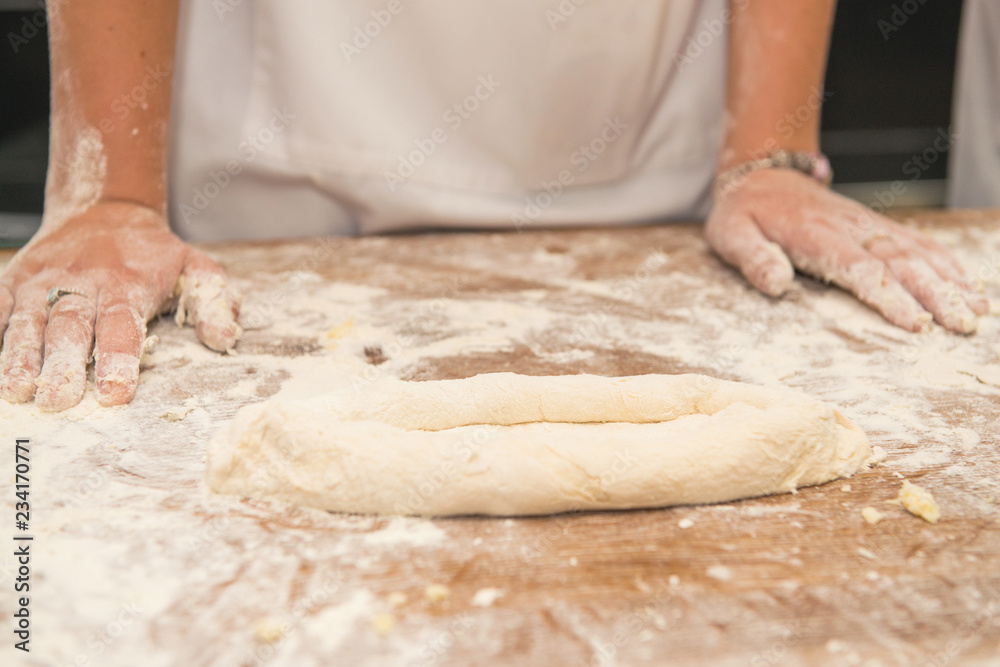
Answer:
[
  {"left": 206, "top": 373, "right": 873, "bottom": 516},
  {"left": 896, "top": 479, "right": 940, "bottom": 523}
]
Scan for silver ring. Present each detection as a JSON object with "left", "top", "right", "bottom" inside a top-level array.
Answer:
[{"left": 46, "top": 287, "right": 91, "bottom": 309}]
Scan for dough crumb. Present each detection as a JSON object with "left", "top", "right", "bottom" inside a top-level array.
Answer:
[
  {"left": 668, "top": 575, "right": 680, "bottom": 587},
  {"left": 471, "top": 588, "right": 504, "bottom": 607},
  {"left": 387, "top": 592, "right": 407, "bottom": 608},
  {"left": 324, "top": 318, "right": 354, "bottom": 347},
  {"left": 867, "top": 446, "right": 887, "bottom": 466},
  {"left": 141, "top": 335, "right": 159, "bottom": 355},
  {"left": 861, "top": 507, "right": 884, "bottom": 525},
  {"left": 897, "top": 480, "right": 941, "bottom": 523},
  {"left": 254, "top": 618, "right": 287, "bottom": 643},
  {"left": 706, "top": 565, "right": 732, "bottom": 581},
  {"left": 678, "top": 518, "right": 695, "bottom": 529},
  {"left": 568, "top": 556, "right": 578, "bottom": 566},
  {"left": 160, "top": 406, "right": 194, "bottom": 422},
  {"left": 857, "top": 547, "right": 878, "bottom": 560},
  {"left": 371, "top": 614, "right": 395, "bottom": 637},
  {"left": 425, "top": 584, "right": 450, "bottom": 603},
  {"left": 840, "top": 484, "right": 852, "bottom": 492}
]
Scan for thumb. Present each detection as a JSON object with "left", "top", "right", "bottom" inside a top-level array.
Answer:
[
  {"left": 705, "top": 213, "right": 795, "bottom": 297},
  {"left": 177, "top": 248, "right": 242, "bottom": 352}
]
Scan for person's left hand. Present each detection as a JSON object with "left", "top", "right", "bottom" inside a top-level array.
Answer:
[{"left": 704, "top": 168, "right": 989, "bottom": 333}]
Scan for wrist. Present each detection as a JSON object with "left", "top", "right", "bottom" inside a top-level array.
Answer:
[
  {"left": 714, "top": 150, "right": 832, "bottom": 199},
  {"left": 43, "top": 124, "right": 168, "bottom": 229},
  {"left": 718, "top": 129, "right": 821, "bottom": 175},
  {"left": 39, "top": 198, "right": 169, "bottom": 238}
]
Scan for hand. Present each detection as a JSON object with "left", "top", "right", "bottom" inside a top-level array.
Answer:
[
  {"left": 0, "top": 201, "right": 241, "bottom": 411},
  {"left": 704, "top": 169, "right": 989, "bottom": 333}
]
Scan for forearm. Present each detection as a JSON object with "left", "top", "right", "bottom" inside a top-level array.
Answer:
[
  {"left": 44, "top": 0, "right": 179, "bottom": 229},
  {"left": 719, "top": 0, "right": 836, "bottom": 173}
]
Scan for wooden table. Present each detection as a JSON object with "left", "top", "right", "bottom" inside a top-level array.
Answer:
[{"left": 3, "top": 210, "right": 999, "bottom": 667}]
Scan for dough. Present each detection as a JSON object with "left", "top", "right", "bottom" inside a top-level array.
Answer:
[
  {"left": 206, "top": 373, "right": 873, "bottom": 516},
  {"left": 896, "top": 480, "right": 940, "bottom": 523}
]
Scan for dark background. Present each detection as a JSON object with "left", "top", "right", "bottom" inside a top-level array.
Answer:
[{"left": 0, "top": 0, "right": 967, "bottom": 246}]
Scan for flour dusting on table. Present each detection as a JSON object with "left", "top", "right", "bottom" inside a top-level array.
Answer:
[{"left": 2, "top": 217, "right": 999, "bottom": 665}]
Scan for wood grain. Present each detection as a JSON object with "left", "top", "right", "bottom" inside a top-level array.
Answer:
[{"left": 2, "top": 210, "right": 999, "bottom": 667}]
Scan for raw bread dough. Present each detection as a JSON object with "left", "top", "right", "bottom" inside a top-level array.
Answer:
[{"left": 206, "top": 373, "right": 873, "bottom": 516}]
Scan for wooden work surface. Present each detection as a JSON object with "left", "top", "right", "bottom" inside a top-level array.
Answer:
[{"left": 2, "top": 210, "right": 1000, "bottom": 667}]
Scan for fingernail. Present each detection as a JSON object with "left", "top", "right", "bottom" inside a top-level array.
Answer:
[
  {"left": 963, "top": 291, "right": 990, "bottom": 317},
  {"left": 35, "top": 354, "right": 87, "bottom": 412},
  {"left": 197, "top": 320, "right": 242, "bottom": 353},
  {"left": 1, "top": 368, "right": 37, "bottom": 403},
  {"left": 941, "top": 307, "right": 978, "bottom": 335},
  {"left": 757, "top": 244, "right": 794, "bottom": 297},
  {"left": 95, "top": 353, "right": 140, "bottom": 406}
]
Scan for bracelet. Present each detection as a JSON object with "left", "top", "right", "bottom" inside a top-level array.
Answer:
[{"left": 714, "top": 150, "right": 833, "bottom": 197}]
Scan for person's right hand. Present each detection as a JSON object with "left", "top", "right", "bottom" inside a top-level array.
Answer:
[{"left": 0, "top": 201, "right": 241, "bottom": 412}]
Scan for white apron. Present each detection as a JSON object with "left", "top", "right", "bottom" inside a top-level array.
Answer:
[
  {"left": 949, "top": 0, "right": 1000, "bottom": 208},
  {"left": 169, "top": 0, "right": 727, "bottom": 241}
]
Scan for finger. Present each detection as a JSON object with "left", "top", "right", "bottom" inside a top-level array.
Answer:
[
  {"left": 961, "top": 289, "right": 990, "bottom": 317},
  {"left": 705, "top": 214, "right": 795, "bottom": 297},
  {"left": 833, "top": 258, "right": 931, "bottom": 332},
  {"left": 0, "top": 286, "right": 12, "bottom": 341},
  {"left": 178, "top": 249, "right": 242, "bottom": 352},
  {"left": 890, "top": 222, "right": 968, "bottom": 282},
  {"left": 0, "top": 294, "right": 46, "bottom": 403},
  {"left": 778, "top": 226, "right": 933, "bottom": 332},
  {"left": 35, "top": 294, "right": 97, "bottom": 412},
  {"left": 93, "top": 294, "right": 145, "bottom": 407},
  {"left": 900, "top": 239, "right": 990, "bottom": 316},
  {"left": 867, "top": 238, "right": 979, "bottom": 334},
  {"left": 873, "top": 225, "right": 989, "bottom": 317}
]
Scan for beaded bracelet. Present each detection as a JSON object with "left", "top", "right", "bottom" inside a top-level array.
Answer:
[{"left": 715, "top": 150, "right": 833, "bottom": 197}]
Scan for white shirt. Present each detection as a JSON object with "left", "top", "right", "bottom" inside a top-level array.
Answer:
[
  {"left": 169, "top": 0, "right": 728, "bottom": 241},
  {"left": 949, "top": 0, "right": 1000, "bottom": 208}
]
